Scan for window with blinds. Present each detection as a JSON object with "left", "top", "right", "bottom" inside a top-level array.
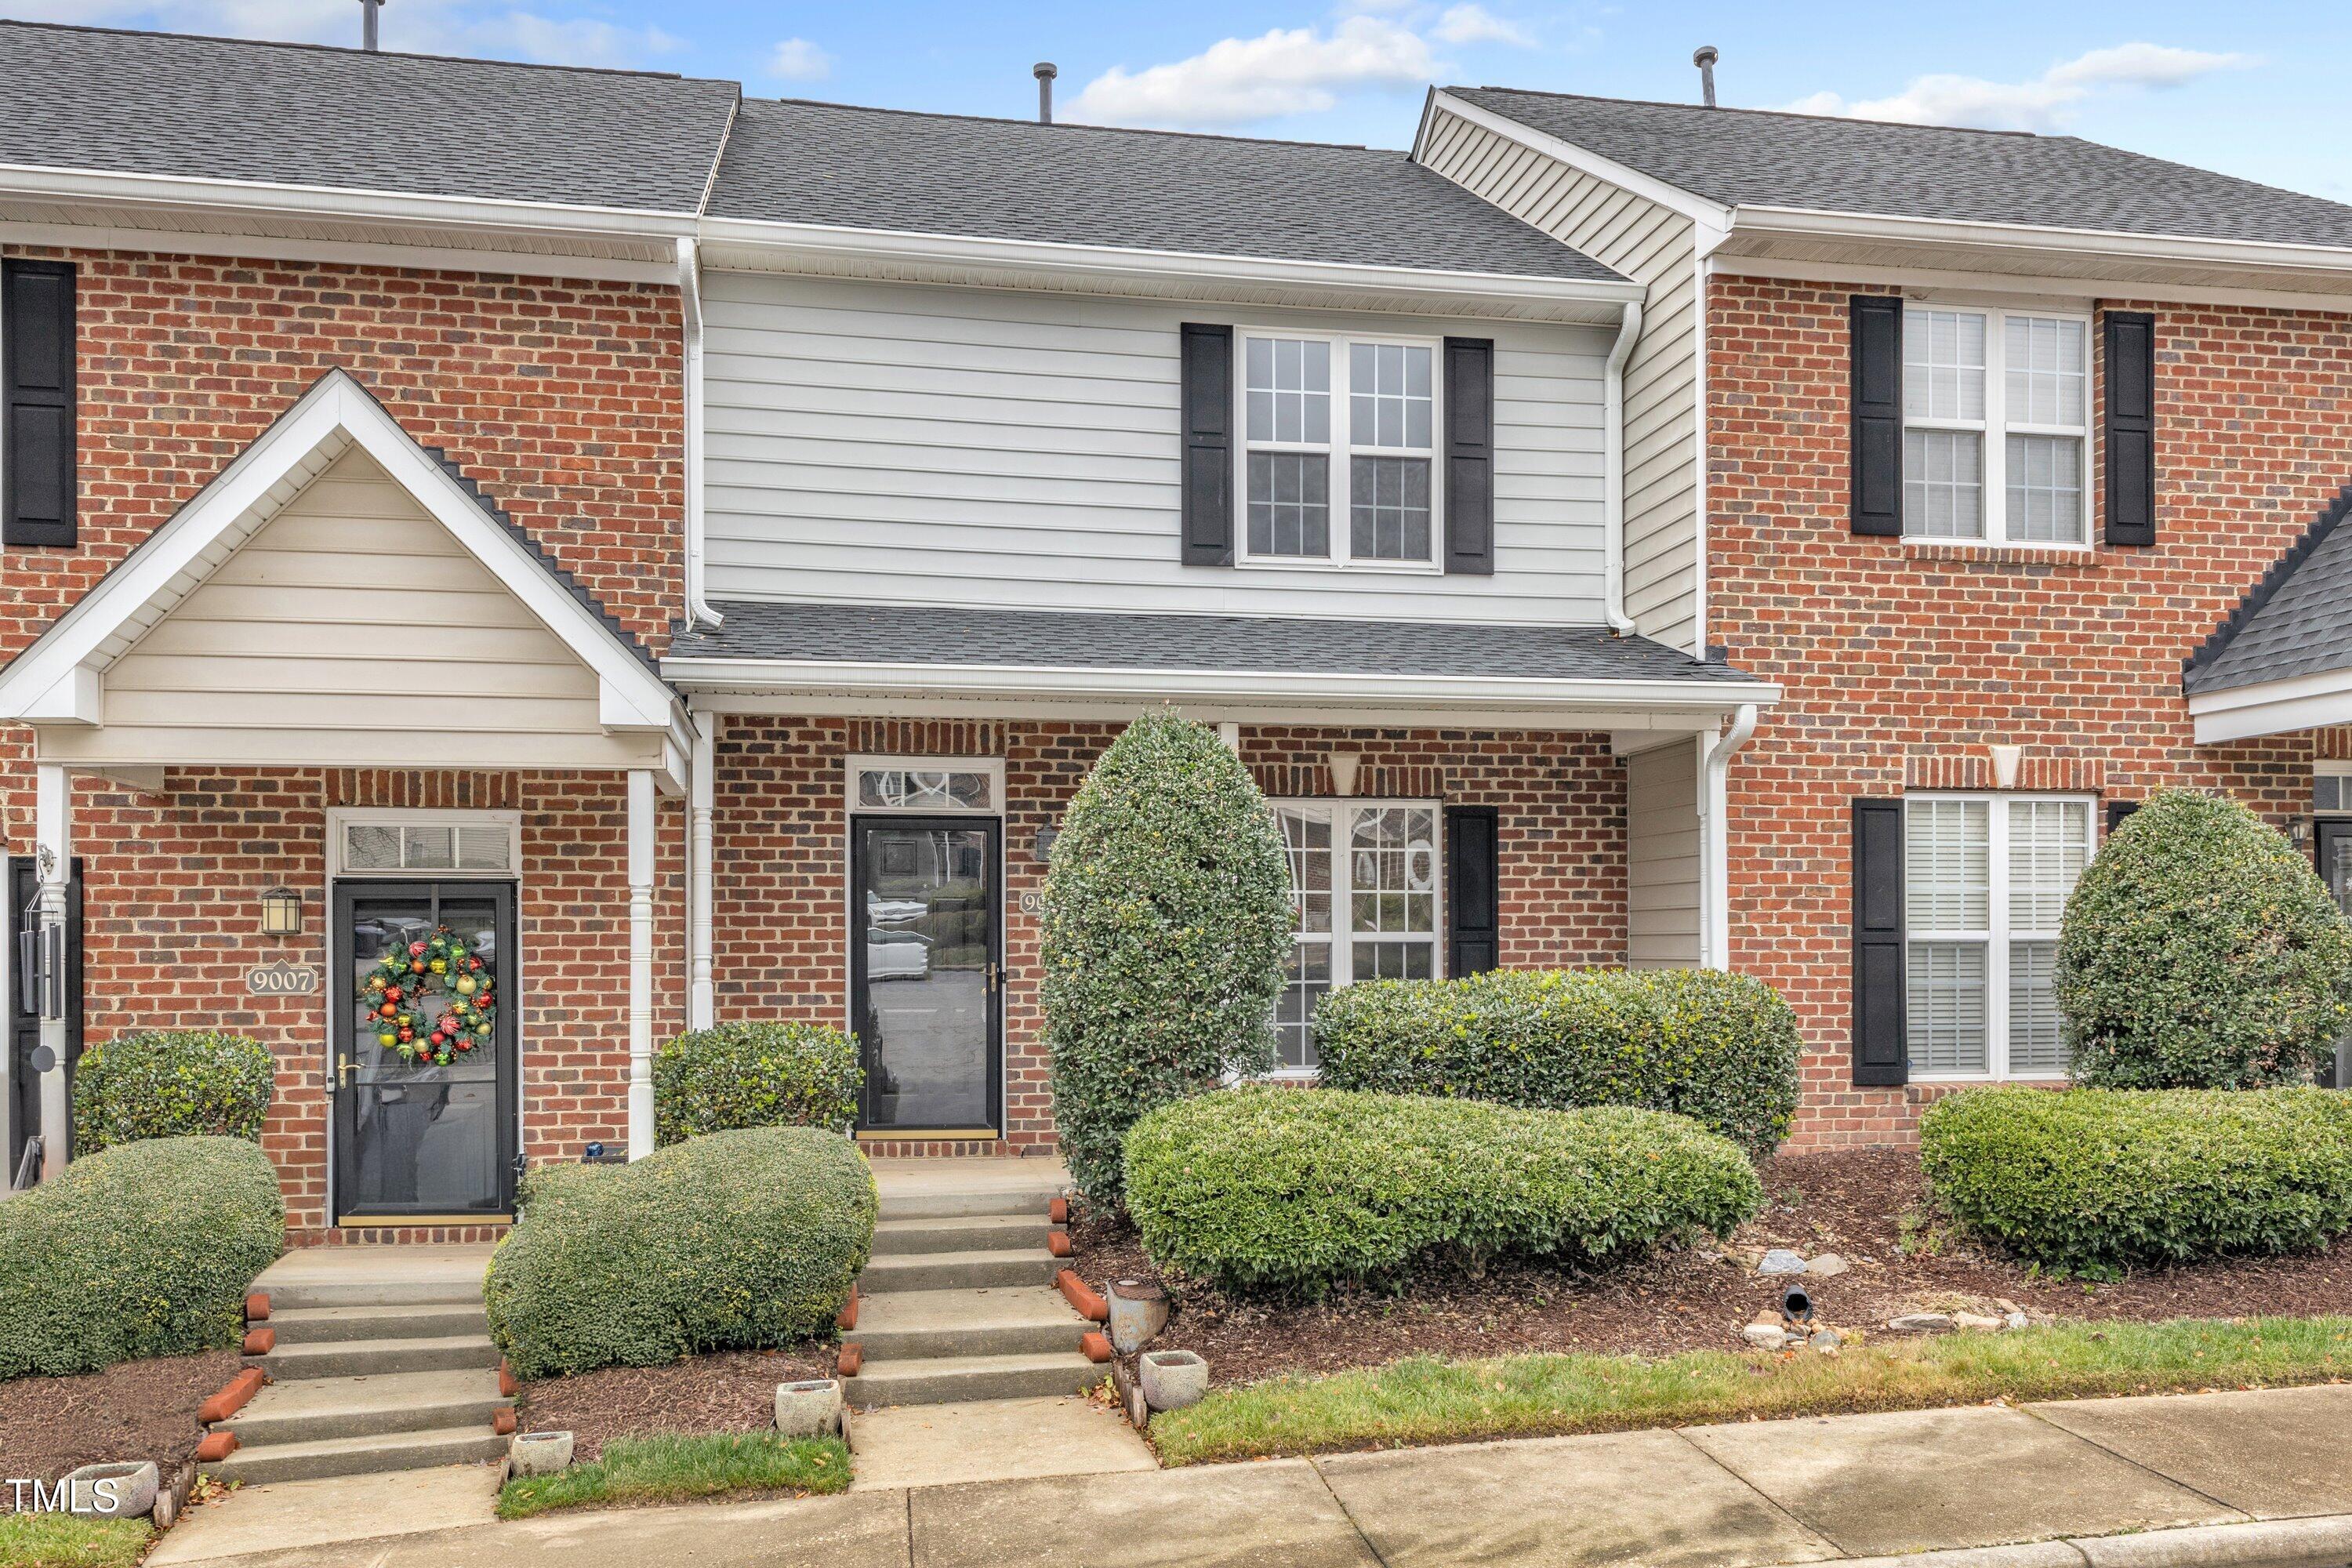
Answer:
[{"left": 1904, "top": 794, "right": 2092, "bottom": 1079}]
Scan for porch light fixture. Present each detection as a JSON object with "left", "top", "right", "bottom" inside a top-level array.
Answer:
[
  {"left": 259, "top": 887, "right": 303, "bottom": 937},
  {"left": 1032, "top": 826, "right": 1060, "bottom": 865}
]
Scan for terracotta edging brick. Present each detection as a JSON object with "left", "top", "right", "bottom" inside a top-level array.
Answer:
[
  {"left": 1080, "top": 1330, "right": 1112, "bottom": 1363},
  {"left": 1047, "top": 1231, "right": 1073, "bottom": 1258},
  {"left": 241, "top": 1327, "right": 275, "bottom": 1356},
  {"left": 836, "top": 1343, "right": 863, "bottom": 1377},
  {"left": 243, "top": 1292, "right": 270, "bottom": 1322},
  {"left": 193, "top": 1432, "right": 238, "bottom": 1464},
  {"left": 836, "top": 1287, "right": 859, "bottom": 1331},
  {"left": 197, "top": 1367, "right": 266, "bottom": 1426},
  {"left": 1056, "top": 1269, "right": 1109, "bottom": 1323}
]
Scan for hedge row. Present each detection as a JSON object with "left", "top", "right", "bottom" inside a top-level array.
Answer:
[
  {"left": 73, "top": 1029, "right": 275, "bottom": 1155},
  {"left": 1315, "top": 968, "right": 1802, "bottom": 1157},
  {"left": 1123, "top": 1087, "right": 1762, "bottom": 1298},
  {"left": 1921, "top": 1085, "right": 2352, "bottom": 1274},
  {"left": 653, "top": 1022, "right": 861, "bottom": 1145}
]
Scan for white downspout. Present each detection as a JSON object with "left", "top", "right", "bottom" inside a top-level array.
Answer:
[
  {"left": 1602, "top": 299, "right": 1642, "bottom": 637},
  {"left": 1700, "top": 702, "right": 1758, "bottom": 971},
  {"left": 687, "top": 713, "right": 716, "bottom": 1031},
  {"left": 677, "top": 238, "right": 720, "bottom": 630}
]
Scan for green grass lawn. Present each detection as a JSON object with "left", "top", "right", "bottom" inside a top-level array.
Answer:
[
  {"left": 0, "top": 1512, "right": 152, "bottom": 1568},
  {"left": 496, "top": 1431, "right": 851, "bottom": 1519},
  {"left": 1151, "top": 1315, "right": 2352, "bottom": 1465}
]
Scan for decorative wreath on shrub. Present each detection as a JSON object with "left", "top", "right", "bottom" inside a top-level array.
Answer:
[{"left": 359, "top": 925, "right": 497, "bottom": 1066}]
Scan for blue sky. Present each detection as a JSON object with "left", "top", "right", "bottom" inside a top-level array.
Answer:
[{"left": 24, "top": 0, "right": 2352, "bottom": 199}]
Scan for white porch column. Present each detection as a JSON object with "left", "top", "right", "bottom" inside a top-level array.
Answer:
[
  {"left": 687, "top": 716, "right": 716, "bottom": 1031},
  {"left": 34, "top": 764, "right": 70, "bottom": 1181},
  {"left": 626, "top": 768, "right": 657, "bottom": 1160},
  {"left": 1697, "top": 705, "right": 1759, "bottom": 971}
]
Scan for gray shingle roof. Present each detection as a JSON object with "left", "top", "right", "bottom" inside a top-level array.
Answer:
[
  {"left": 670, "top": 601, "right": 1751, "bottom": 684},
  {"left": 2183, "top": 484, "right": 2352, "bottom": 695},
  {"left": 706, "top": 99, "right": 1624, "bottom": 281},
  {"left": 1453, "top": 88, "right": 2352, "bottom": 250},
  {"left": 0, "top": 20, "right": 738, "bottom": 213}
]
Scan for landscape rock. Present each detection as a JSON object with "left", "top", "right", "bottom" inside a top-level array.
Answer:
[
  {"left": 1804, "top": 1253, "right": 1852, "bottom": 1278},
  {"left": 1741, "top": 1322, "right": 1791, "bottom": 1349},
  {"left": 1808, "top": 1328, "right": 1843, "bottom": 1355},
  {"left": 1954, "top": 1312, "right": 2005, "bottom": 1332},
  {"left": 1888, "top": 1312, "right": 1956, "bottom": 1333},
  {"left": 2005, "top": 1312, "right": 2030, "bottom": 1330},
  {"left": 1756, "top": 1248, "right": 1809, "bottom": 1276}
]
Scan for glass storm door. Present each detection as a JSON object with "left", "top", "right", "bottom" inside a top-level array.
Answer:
[
  {"left": 332, "top": 880, "right": 517, "bottom": 1222},
  {"left": 2318, "top": 820, "right": 2352, "bottom": 1091},
  {"left": 850, "top": 818, "right": 1000, "bottom": 1133}
]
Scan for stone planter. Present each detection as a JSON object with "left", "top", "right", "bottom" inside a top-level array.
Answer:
[
  {"left": 65, "top": 1462, "right": 158, "bottom": 1519},
  {"left": 1138, "top": 1348, "right": 1208, "bottom": 1412},
  {"left": 508, "top": 1430, "right": 574, "bottom": 1477},
  {"left": 1105, "top": 1277, "right": 1169, "bottom": 1356},
  {"left": 775, "top": 1377, "right": 844, "bottom": 1438}
]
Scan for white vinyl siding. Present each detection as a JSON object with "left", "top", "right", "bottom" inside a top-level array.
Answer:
[
  {"left": 702, "top": 272, "right": 1609, "bottom": 624},
  {"left": 1624, "top": 738, "right": 1700, "bottom": 967},
  {"left": 1417, "top": 107, "right": 1701, "bottom": 651}
]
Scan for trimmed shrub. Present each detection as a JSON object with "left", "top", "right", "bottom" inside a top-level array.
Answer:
[
  {"left": 485, "top": 1127, "right": 877, "bottom": 1378},
  {"left": 2056, "top": 789, "right": 2352, "bottom": 1088},
  {"left": 1042, "top": 713, "right": 1292, "bottom": 1204},
  {"left": 653, "top": 1022, "right": 861, "bottom": 1145},
  {"left": 1123, "top": 1087, "right": 1763, "bottom": 1297},
  {"left": 73, "top": 1029, "right": 276, "bottom": 1155},
  {"left": 1316, "top": 968, "right": 1802, "bottom": 1157},
  {"left": 0, "top": 1136, "right": 285, "bottom": 1379},
  {"left": 1921, "top": 1084, "right": 2352, "bottom": 1274}
]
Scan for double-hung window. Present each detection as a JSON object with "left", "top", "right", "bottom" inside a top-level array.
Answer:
[
  {"left": 1902, "top": 307, "right": 2090, "bottom": 546},
  {"left": 1241, "top": 332, "right": 1439, "bottom": 568},
  {"left": 1269, "top": 800, "right": 1442, "bottom": 1072},
  {"left": 1904, "top": 794, "right": 2093, "bottom": 1079}
]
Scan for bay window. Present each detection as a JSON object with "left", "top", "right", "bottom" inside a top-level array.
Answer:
[
  {"left": 1269, "top": 800, "right": 1441, "bottom": 1072},
  {"left": 1902, "top": 307, "right": 2090, "bottom": 546},
  {"left": 1241, "top": 332, "right": 1439, "bottom": 568}
]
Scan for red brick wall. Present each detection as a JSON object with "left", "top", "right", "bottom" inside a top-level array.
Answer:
[
  {"left": 1708, "top": 275, "right": 2350, "bottom": 1145},
  {"left": 710, "top": 717, "right": 1626, "bottom": 1151}
]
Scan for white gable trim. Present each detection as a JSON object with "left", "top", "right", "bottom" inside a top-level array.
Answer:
[
  {"left": 0, "top": 368, "right": 681, "bottom": 746},
  {"left": 1415, "top": 91, "right": 1735, "bottom": 247}
]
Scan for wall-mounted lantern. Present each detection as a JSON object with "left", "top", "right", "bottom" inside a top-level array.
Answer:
[
  {"left": 260, "top": 887, "right": 304, "bottom": 937},
  {"left": 1032, "top": 826, "right": 1060, "bottom": 865}
]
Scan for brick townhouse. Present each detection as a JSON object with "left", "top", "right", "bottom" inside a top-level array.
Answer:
[{"left": 6, "top": 24, "right": 2351, "bottom": 1239}]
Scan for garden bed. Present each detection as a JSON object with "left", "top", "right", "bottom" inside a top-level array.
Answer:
[
  {"left": 1071, "top": 1146, "right": 2351, "bottom": 1383},
  {"left": 0, "top": 1348, "right": 235, "bottom": 1509},
  {"left": 512, "top": 1347, "right": 833, "bottom": 1463}
]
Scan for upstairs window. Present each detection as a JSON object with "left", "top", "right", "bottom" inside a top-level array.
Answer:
[
  {"left": 1241, "top": 332, "right": 1439, "bottom": 568},
  {"left": 1903, "top": 307, "right": 2089, "bottom": 546}
]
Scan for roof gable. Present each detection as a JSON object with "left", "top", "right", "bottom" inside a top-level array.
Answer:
[{"left": 2184, "top": 481, "right": 2352, "bottom": 696}]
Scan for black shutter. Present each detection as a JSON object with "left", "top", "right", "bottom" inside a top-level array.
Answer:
[
  {"left": 2103, "top": 310, "right": 2156, "bottom": 547},
  {"left": 1849, "top": 295, "right": 1903, "bottom": 537},
  {"left": 2, "top": 260, "right": 77, "bottom": 549},
  {"left": 2104, "top": 799, "right": 2140, "bottom": 837},
  {"left": 1445, "top": 806, "right": 1499, "bottom": 977},
  {"left": 1178, "top": 323, "right": 1234, "bottom": 566},
  {"left": 1443, "top": 336, "right": 1494, "bottom": 575},
  {"left": 1851, "top": 798, "right": 1907, "bottom": 1087}
]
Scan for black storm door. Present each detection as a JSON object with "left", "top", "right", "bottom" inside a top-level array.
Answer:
[
  {"left": 850, "top": 817, "right": 1001, "bottom": 1134},
  {"left": 2317, "top": 820, "right": 2352, "bottom": 1091}
]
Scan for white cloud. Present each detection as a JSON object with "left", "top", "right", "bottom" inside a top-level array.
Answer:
[
  {"left": 1787, "top": 42, "right": 2252, "bottom": 133},
  {"left": 2, "top": 0, "right": 681, "bottom": 66},
  {"left": 1067, "top": 16, "right": 1436, "bottom": 129},
  {"left": 1432, "top": 4, "right": 1533, "bottom": 48},
  {"left": 768, "top": 36, "right": 832, "bottom": 82}
]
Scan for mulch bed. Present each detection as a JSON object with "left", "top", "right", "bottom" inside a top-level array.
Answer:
[
  {"left": 1071, "top": 1147, "right": 2352, "bottom": 1385},
  {"left": 514, "top": 1347, "right": 834, "bottom": 1463},
  {"left": 0, "top": 1348, "right": 238, "bottom": 1508}
]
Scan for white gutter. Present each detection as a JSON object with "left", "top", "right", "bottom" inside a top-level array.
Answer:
[
  {"left": 677, "top": 237, "right": 720, "bottom": 630},
  {"left": 1700, "top": 702, "right": 1759, "bottom": 970},
  {"left": 1726, "top": 205, "right": 2352, "bottom": 282},
  {"left": 1601, "top": 298, "right": 1642, "bottom": 637}
]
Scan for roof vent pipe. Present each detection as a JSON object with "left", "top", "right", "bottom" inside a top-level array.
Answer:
[
  {"left": 1034, "top": 61, "right": 1058, "bottom": 124},
  {"left": 1693, "top": 45, "right": 1718, "bottom": 107},
  {"left": 359, "top": 0, "right": 386, "bottom": 51}
]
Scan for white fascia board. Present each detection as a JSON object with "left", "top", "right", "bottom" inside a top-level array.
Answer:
[
  {"left": 692, "top": 214, "right": 1646, "bottom": 318},
  {"left": 19, "top": 667, "right": 100, "bottom": 725},
  {"left": 0, "top": 218, "right": 677, "bottom": 285},
  {"left": 1704, "top": 251, "right": 2352, "bottom": 315},
  {"left": 1418, "top": 91, "right": 1735, "bottom": 249},
  {"left": 1727, "top": 206, "right": 2352, "bottom": 287},
  {"left": 2188, "top": 665, "right": 2352, "bottom": 744}
]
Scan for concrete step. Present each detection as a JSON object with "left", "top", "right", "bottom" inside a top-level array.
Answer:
[
  {"left": 843, "top": 1351, "right": 1099, "bottom": 1408},
  {"left": 870, "top": 1214, "right": 1053, "bottom": 1256},
  {"left": 873, "top": 1186, "right": 1060, "bottom": 1222},
  {"left": 203, "top": 1425, "right": 510, "bottom": 1486},
  {"left": 267, "top": 1303, "right": 491, "bottom": 1345},
  {"left": 858, "top": 1249, "right": 1059, "bottom": 1294},
  {"left": 261, "top": 1276, "right": 487, "bottom": 1312},
  {"left": 855, "top": 1287, "right": 1087, "bottom": 1360},
  {"left": 252, "top": 1245, "right": 493, "bottom": 1312},
  {"left": 259, "top": 1334, "right": 501, "bottom": 1381},
  {"left": 222, "top": 1369, "right": 509, "bottom": 1447}
]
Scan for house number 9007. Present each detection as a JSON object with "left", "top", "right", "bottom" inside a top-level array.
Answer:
[{"left": 244, "top": 964, "right": 321, "bottom": 996}]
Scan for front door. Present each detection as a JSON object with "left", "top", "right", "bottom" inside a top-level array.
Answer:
[
  {"left": 2318, "top": 820, "right": 2352, "bottom": 1091},
  {"left": 6, "top": 855, "right": 81, "bottom": 1181},
  {"left": 332, "top": 880, "right": 517, "bottom": 1222},
  {"left": 850, "top": 818, "right": 1000, "bottom": 1134}
]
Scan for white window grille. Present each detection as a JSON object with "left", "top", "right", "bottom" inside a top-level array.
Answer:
[{"left": 1903, "top": 307, "right": 2091, "bottom": 546}]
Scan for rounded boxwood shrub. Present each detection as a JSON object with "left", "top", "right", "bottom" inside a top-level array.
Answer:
[
  {"left": 1921, "top": 1084, "right": 2352, "bottom": 1275},
  {"left": 485, "top": 1126, "right": 877, "bottom": 1378},
  {"left": 2056, "top": 789, "right": 2352, "bottom": 1088},
  {"left": 1042, "top": 713, "right": 1292, "bottom": 1204},
  {"left": 0, "top": 1135, "right": 285, "bottom": 1379},
  {"left": 1123, "top": 1087, "right": 1763, "bottom": 1297},
  {"left": 653, "top": 1021, "right": 861, "bottom": 1145},
  {"left": 73, "top": 1029, "right": 276, "bottom": 1155},
  {"left": 1315, "top": 967, "right": 1802, "bottom": 1157}
]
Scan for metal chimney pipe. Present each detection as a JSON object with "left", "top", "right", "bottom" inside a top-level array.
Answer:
[
  {"left": 1034, "top": 61, "right": 1057, "bottom": 124},
  {"left": 1693, "top": 45, "right": 1718, "bottom": 107},
  {"left": 359, "top": 0, "right": 385, "bottom": 50}
]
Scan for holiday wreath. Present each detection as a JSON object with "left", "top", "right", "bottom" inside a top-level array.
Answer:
[{"left": 359, "top": 925, "right": 496, "bottom": 1066}]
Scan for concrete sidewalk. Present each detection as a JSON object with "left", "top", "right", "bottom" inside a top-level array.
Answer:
[{"left": 151, "top": 1382, "right": 2352, "bottom": 1568}]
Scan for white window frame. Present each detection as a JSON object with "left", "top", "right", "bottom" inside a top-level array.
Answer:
[
  {"left": 1902, "top": 305, "right": 2093, "bottom": 549},
  {"left": 2314, "top": 760, "right": 2352, "bottom": 815},
  {"left": 327, "top": 808, "right": 522, "bottom": 880},
  {"left": 844, "top": 756, "right": 1005, "bottom": 817},
  {"left": 1235, "top": 328, "right": 1445, "bottom": 574},
  {"left": 1267, "top": 797, "right": 1444, "bottom": 1077},
  {"left": 1904, "top": 792, "right": 2096, "bottom": 1082}
]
